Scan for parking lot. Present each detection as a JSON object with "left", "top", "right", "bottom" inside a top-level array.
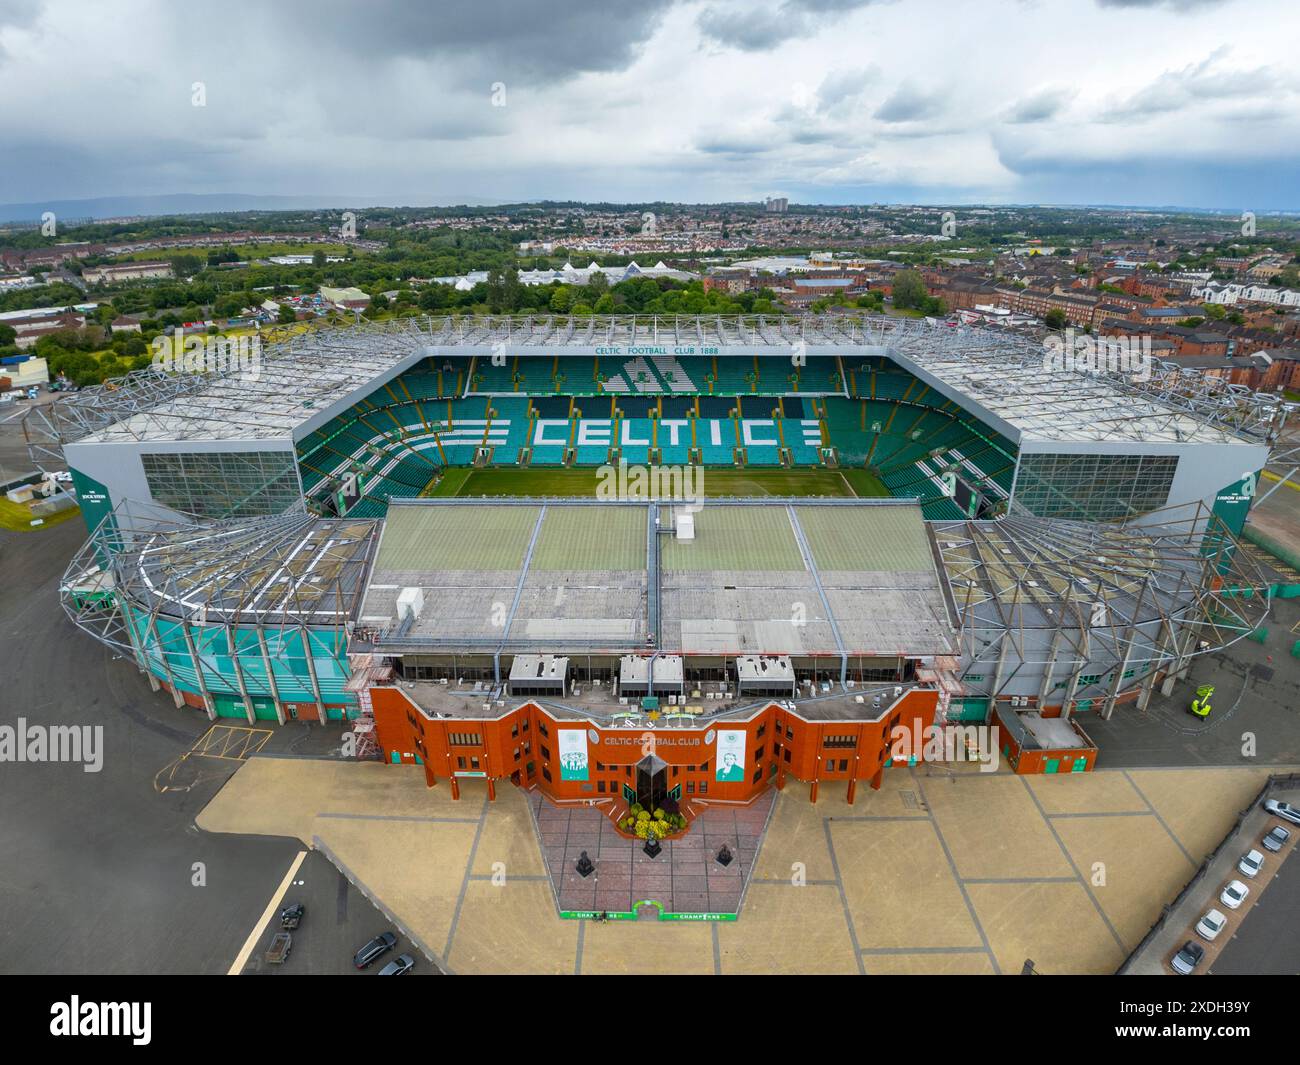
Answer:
[
  {"left": 233, "top": 851, "right": 434, "bottom": 976},
  {"left": 1122, "top": 783, "right": 1299, "bottom": 976}
]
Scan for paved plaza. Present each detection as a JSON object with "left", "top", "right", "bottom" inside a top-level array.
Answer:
[
  {"left": 198, "top": 756, "right": 1295, "bottom": 974},
  {"left": 531, "top": 791, "right": 775, "bottom": 916}
]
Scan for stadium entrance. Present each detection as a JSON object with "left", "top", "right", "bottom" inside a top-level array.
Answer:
[{"left": 636, "top": 752, "right": 669, "bottom": 812}]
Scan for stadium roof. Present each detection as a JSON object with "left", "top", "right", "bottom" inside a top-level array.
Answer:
[
  {"left": 62, "top": 498, "right": 1271, "bottom": 682},
  {"left": 63, "top": 502, "right": 380, "bottom": 630},
  {"left": 884, "top": 327, "right": 1274, "bottom": 447},
  {"left": 932, "top": 501, "right": 1271, "bottom": 665},
  {"left": 357, "top": 498, "right": 959, "bottom": 658},
  {"left": 30, "top": 314, "right": 1285, "bottom": 456}
]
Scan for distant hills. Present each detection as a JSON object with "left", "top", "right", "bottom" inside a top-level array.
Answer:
[{"left": 0, "top": 192, "right": 505, "bottom": 223}]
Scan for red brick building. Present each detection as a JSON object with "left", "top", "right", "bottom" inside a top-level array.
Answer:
[{"left": 371, "top": 684, "right": 940, "bottom": 809}]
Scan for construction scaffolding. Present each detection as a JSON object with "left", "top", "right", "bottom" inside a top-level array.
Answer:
[{"left": 933, "top": 500, "right": 1274, "bottom": 718}]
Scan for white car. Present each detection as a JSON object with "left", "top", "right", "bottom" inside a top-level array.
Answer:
[
  {"left": 1237, "top": 849, "right": 1264, "bottom": 878},
  {"left": 1195, "top": 909, "right": 1228, "bottom": 941},
  {"left": 1264, "top": 799, "right": 1300, "bottom": 826},
  {"left": 1220, "top": 880, "right": 1250, "bottom": 910}
]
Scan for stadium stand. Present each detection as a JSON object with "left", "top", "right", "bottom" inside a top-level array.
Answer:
[{"left": 294, "top": 354, "right": 1019, "bottom": 517}]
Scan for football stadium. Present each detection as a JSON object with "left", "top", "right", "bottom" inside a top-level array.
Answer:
[{"left": 34, "top": 314, "right": 1288, "bottom": 862}]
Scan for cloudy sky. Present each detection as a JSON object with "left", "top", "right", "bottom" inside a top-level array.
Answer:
[{"left": 1, "top": 0, "right": 1297, "bottom": 210}]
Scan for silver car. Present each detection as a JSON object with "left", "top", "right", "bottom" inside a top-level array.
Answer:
[
  {"left": 1264, "top": 799, "right": 1300, "bottom": 826},
  {"left": 378, "top": 953, "right": 415, "bottom": 975},
  {"left": 1261, "top": 826, "right": 1290, "bottom": 853}
]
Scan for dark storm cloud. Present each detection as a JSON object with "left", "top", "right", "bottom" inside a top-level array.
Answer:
[
  {"left": 258, "top": 0, "right": 676, "bottom": 84},
  {"left": 873, "top": 84, "right": 948, "bottom": 123},
  {"left": 0, "top": 0, "right": 41, "bottom": 26},
  {"left": 696, "top": 0, "right": 882, "bottom": 52},
  {"left": 1098, "top": 52, "right": 1287, "bottom": 122},
  {"left": 1095, "top": 0, "right": 1231, "bottom": 10},
  {"left": 1004, "top": 87, "right": 1074, "bottom": 124},
  {"left": 694, "top": 133, "right": 772, "bottom": 156}
]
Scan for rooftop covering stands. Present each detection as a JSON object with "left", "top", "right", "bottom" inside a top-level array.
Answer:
[
  {"left": 31, "top": 315, "right": 1284, "bottom": 464},
  {"left": 463, "top": 354, "right": 848, "bottom": 398}
]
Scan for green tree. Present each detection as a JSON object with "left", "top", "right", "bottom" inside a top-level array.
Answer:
[
  {"left": 891, "top": 269, "right": 929, "bottom": 310},
  {"left": 278, "top": 304, "right": 297, "bottom": 324}
]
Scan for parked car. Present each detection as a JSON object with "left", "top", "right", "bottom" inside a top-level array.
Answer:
[
  {"left": 1261, "top": 825, "right": 1290, "bottom": 853},
  {"left": 1171, "top": 940, "right": 1205, "bottom": 975},
  {"left": 353, "top": 931, "right": 397, "bottom": 969},
  {"left": 1195, "top": 909, "right": 1228, "bottom": 942},
  {"left": 1220, "top": 880, "right": 1250, "bottom": 910},
  {"left": 1264, "top": 799, "right": 1300, "bottom": 826},
  {"left": 378, "top": 953, "right": 415, "bottom": 975},
  {"left": 1237, "top": 849, "right": 1264, "bottom": 878}
]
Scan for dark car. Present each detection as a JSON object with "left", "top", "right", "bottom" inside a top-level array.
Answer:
[
  {"left": 378, "top": 953, "right": 415, "bottom": 976},
  {"left": 354, "top": 931, "right": 397, "bottom": 969},
  {"left": 1261, "top": 825, "right": 1290, "bottom": 853},
  {"left": 1170, "top": 941, "right": 1205, "bottom": 976}
]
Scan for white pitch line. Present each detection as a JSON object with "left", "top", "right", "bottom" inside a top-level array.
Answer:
[{"left": 227, "top": 849, "right": 308, "bottom": 975}]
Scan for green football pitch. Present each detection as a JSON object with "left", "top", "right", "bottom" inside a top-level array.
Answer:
[{"left": 422, "top": 466, "right": 890, "bottom": 499}]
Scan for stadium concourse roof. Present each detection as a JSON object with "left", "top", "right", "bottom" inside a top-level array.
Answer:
[
  {"left": 30, "top": 314, "right": 1284, "bottom": 454},
  {"left": 932, "top": 502, "right": 1271, "bottom": 655},
  {"left": 62, "top": 498, "right": 1271, "bottom": 675},
  {"left": 63, "top": 500, "right": 381, "bottom": 632},
  {"left": 357, "top": 498, "right": 960, "bottom": 658}
]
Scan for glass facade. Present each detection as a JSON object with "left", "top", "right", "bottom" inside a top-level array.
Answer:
[
  {"left": 1013, "top": 452, "right": 1178, "bottom": 522},
  {"left": 142, "top": 449, "right": 301, "bottom": 519}
]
